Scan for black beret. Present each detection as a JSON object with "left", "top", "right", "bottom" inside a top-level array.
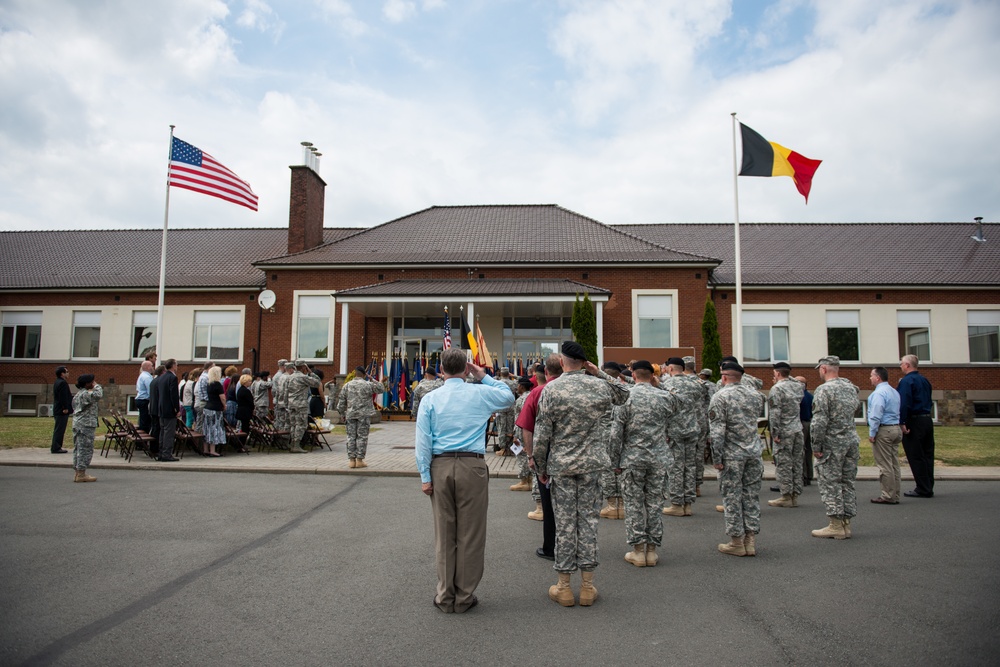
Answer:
[
  {"left": 561, "top": 340, "right": 587, "bottom": 361},
  {"left": 517, "top": 377, "right": 533, "bottom": 388},
  {"left": 424, "top": 367, "right": 437, "bottom": 376},
  {"left": 773, "top": 362, "right": 792, "bottom": 370},
  {"left": 75, "top": 374, "right": 95, "bottom": 388},
  {"left": 622, "top": 369, "right": 632, "bottom": 377},
  {"left": 601, "top": 361, "right": 620, "bottom": 371},
  {"left": 720, "top": 361, "right": 745, "bottom": 374},
  {"left": 632, "top": 360, "right": 655, "bottom": 373},
  {"left": 354, "top": 366, "right": 367, "bottom": 374},
  {"left": 721, "top": 355, "right": 739, "bottom": 364},
  {"left": 667, "top": 357, "right": 686, "bottom": 367}
]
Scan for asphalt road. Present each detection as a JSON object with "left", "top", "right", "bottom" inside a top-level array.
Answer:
[{"left": 2, "top": 467, "right": 998, "bottom": 667}]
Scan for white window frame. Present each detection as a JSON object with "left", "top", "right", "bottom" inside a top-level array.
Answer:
[
  {"left": 131, "top": 311, "right": 158, "bottom": 360},
  {"left": 897, "top": 310, "right": 931, "bottom": 363},
  {"left": 193, "top": 310, "right": 242, "bottom": 362},
  {"left": 71, "top": 311, "right": 102, "bottom": 360},
  {"left": 742, "top": 310, "right": 789, "bottom": 363},
  {"left": 968, "top": 310, "right": 1000, "bottom": 364},
  {"left": 826, "top": 310, "right": 861, "bottom": 363},
  {"left": 1, "top": 310, "right": 42, "bottom": 360},
  {"left": 294, "top": 293, "right": 334, "bottom": 362},
  {"left": 631, "top": 289, "right": 678, "bottom": 348},
  {"left": 7, "top": 393, "right": 37, "bottom": 415}
]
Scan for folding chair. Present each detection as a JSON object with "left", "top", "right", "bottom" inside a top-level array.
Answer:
[
  {"left": 100, "top": 417, "right": 130, "bottom": 461},
  {"left": 225, "top": 422, "right": 250, "bottom": 455},
  {"left": 305, "top": 416, "right": 333, "bottom": 451}
]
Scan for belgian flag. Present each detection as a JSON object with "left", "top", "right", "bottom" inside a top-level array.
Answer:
[{"left": 738, "top": 123, "right": 822, "bottom": 203}]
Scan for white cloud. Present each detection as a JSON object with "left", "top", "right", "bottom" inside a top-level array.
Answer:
[
  {"left": 383, "top": 0, "right": 417, "bottom": 23},
  {"left": 236, "top": 0, "right": 286, "bottom": 38},
  {"left": 315, "top": 0, "right": 368, "bottom": 36}
]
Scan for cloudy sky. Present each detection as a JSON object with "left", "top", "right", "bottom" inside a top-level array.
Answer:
[{"left": 1, "top": 0, "right": 997, "bottom": 232}]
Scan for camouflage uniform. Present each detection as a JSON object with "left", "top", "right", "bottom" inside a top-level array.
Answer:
[
  {"left": 251, "top": 378, "right": 272, "bottom": 417},
  {"left": 410, "top": 377, "right": 443, "bottom": 418},
  {"left": 710, "top": 383, "right": 766, "bottom": 537},
  {"left": 272, "top": 369, "right": 289, "bottom": 436},
  {"left": 285, "top": 369, "right": 321, "bottom": 450},
  {"left": 532, "top": 369, "right": 629, "bottom": 574},
  {"left": 811, "top": 377, "right": 861, "bottom": 519},
  {"left": 337, "top": 376, "right": 388, "bottom": 460},
  {"left": 697, "top": 379, "right": 719, "bottom": 485},
  {"left": 72, "top": 384, "right": 103, "bottom": 471},
  {"left": 599, "top": 467, "right": 621, "bottom": 504},
  {"left": 493, "top": 378, "right": 518, "bottom": 451},
  {"left": 608, "top": 383, "right": 677, "bottom": 547},
  {"left": 660, "top": 374, "right": 708, "bottom": 507},
  {"left": 768, "top": 377, "right": 806, "bottom": 497}
]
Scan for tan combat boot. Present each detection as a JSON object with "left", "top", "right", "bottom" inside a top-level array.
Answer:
[
  {"left": 355, "top": 458, "right": 368, "bottom": 469},
  {"left": 348, "top": 458, "right": 357, "bottom": 468},
  {"left": 662, "top": 503, "right": 685, "bottom": 517},
  {"left": 548, "top": 572, "right": 575, "bottom": 607},
  {"left": 527, "top": 502, "right": 544, "bottom": 521},
  {"left": 509, "top": 477, "right": 532, "bottom": 492},
  {"left": 76, "top": 469, "right": 96, "bottom": 483},
  {"left": 718, "top": 536, "right": 747, "bottom": 556},
  {"left": 624, "top": 544, "right": 646, "bottom": 567},
  {"left": 645, "top": 544, "right": 659, "bottom": 567},
  {"left": 811, "top": 516, "right": 847, "bottom": 539},
  {"left": 599, "top": 498, "right": 616, "bottom": 519},
  {"left": 843, "top": 517, "right": 852, "bottom": 539},
  {"left": 615, "top": 496, "right": 625, "bottom": 520},
  {"left": 73, "top": 469, "right": 82, "bottom": 482},
  {"left": 289, "top": 446, "right": 307, "bottom": 453},
  {"left": 683, "top": 503, "right": 692, "bottom": 516},
  {"left": 791, "top": 494, "right": 799, "bottom": 507},
  {"left": 768, "top": 494, "right": 795, "bottom": 508},
  {"left": 696, "top": 486, "right": 702, "bottom": 497},
  {"left": 743, "top": 532, "right": 757, "bottom": 556},
  {"left": 579, "top": 571, "right": 598, "bottom": 606}
]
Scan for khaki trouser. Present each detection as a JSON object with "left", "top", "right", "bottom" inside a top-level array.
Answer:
[{"left": 872, "top": 425, "right": 902, "bottom": 502}]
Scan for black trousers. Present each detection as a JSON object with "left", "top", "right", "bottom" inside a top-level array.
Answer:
[
  {"left": 136, "top": 399, "right": 151, "bottom": 433},
  {"left": 537, "top": 475, "right": 556, "bottom": 556},
  {"left": 902, "top": 415, "right": 935, "bottom": 496},
  {"left": 802, "top": 421, "right": 813, "bottom": 483},
  {"left": 51, "top": 414, "right": 69, "bottom": 452}
]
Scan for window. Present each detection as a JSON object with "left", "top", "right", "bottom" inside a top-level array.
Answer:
[
  {"left": 126, "top": 395, "right": 139, "bottom": 415},
  {"left": 132, "top": 311, "right": 157, "bottom": 359},
  {"left": 1, "top": 311, "right": 42, "bottom": 359},
  {"left": 973, "top": 402, "right": 1000, "bottom": 421},
  {"left": 827, "top": 311, "right": 860, "bottom": 362},
  {"left": 897, "top": 310, "right": 930, "bottom": 361},
  {"left": 968, "top": 311, "right": 1000, "bottom": 363},
  {"left": 71, "top": 311, "right": 101, "bottom": 359},
  {"left": 636, "top": 294, "right": 673, "bottom": 347},
  {"left": 7, "top": 394, "right": 37, "bottom": 415},
  {"left": 193, "top": 311, "right": 241, "bottom": 361},
  {"left": 297, "top": 296, "right": 331, "bottom": 360},
  {"left": 742, "top": 311, "right": 789, "bottom": 362}
]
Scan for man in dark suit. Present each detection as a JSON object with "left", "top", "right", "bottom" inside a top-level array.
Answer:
[
  {"left": 51, "top": 366, "right": 72, "bottom": 454},
  {"left": 156, "top": 361, "right": 182, "bottom": 462}
]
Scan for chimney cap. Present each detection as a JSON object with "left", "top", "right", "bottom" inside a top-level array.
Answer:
[{"left": 300, "top": 141, "right": 314, "bottom": 147}]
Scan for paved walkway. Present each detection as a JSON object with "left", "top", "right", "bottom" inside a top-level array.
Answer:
[{"left": 3, "top": 421, "right": 999, "bottom": 479}]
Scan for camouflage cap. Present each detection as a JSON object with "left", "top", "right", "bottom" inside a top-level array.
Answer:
[
  {"left": 815, "top": 355, "right": 840, "bottom": 368},
  {"left": 284, "top": 361, "right": 297, "bottom": 370},
  {"left": 294, "top": 359, "right": 308, "bottom": 366},
  {"left": 698, "top": 368, "right": 713, "bottom": 377},
  {"left": 682, "top": 355, "right": 696, "bottom": 364}
]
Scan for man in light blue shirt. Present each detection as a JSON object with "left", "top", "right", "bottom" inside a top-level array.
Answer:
[
  {"left": 867, "top": 366, "right": 902, "bottom": 504},
  {"left": 415, "top": 348, "right": 515, "bottom": 614},
  {"left": 134, "top": 361, "right": 153, "bottom": 433}
]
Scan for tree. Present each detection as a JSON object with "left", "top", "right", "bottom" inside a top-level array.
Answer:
[
  {"left": 701, "top": 296, "right": 722, "bottom": 382},
  {"left": 572, "top": 292, "right": 599, "bottom": 364}
]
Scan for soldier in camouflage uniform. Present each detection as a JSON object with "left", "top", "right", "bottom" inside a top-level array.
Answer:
[
  {"left": 809, "top": 356, "right": 861, "bottom": 540},
  {"left": 510, "top": 377, "right": 536, "bottom": 493},
  {"left": 697, "top": 367, "right": 718, "bottom": 494},
  {"left": 71, "top": 374, "right": 102, "bottom": 483},
  {"left": 532, "top": 341, "right": 630, "bottom": 607},
  {"left": 608, "top": 360, "right": 677, "bottom": 567},
  {"left": 767, "top": 362, "right": 806, "bottom": 508},
  {"left": 284, "top": 360, "right": 321, "bottom": 454},
  {"left": 661, "top": 357, "right": 709, "bottom": 517},
  {"left": 710, "top": 361, "right": 766, "bottom": 557},
  {"left": 598, "top": 362, "right": 626, "bottom": 519},
  {"left": 410, "top": 367, "right": 443, "bottom": 418},
  {"left": 493, "top": 368, "right": 518, "bottom": 456},
  {"left": 271, "top": 360, "right": 291, "bottom": 446},
  {"left": 337, "top": 366, "right": 388, "bottom": 468}
]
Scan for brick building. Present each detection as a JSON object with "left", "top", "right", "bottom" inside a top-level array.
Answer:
[{"left": 1, "top": 160, "right": 997, "bottom": 425}]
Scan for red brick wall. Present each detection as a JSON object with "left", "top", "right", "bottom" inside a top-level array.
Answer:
[{"left": 287, "top": 166, "right": 325, "bottom": 255}]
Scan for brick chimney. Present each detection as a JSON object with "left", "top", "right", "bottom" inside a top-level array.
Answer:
[{"left": 287, "top": 148, "right": 326, "bottom": 254}]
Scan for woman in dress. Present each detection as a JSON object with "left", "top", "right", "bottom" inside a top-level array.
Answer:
[
  {"left": 235, "top": 373, "right": 255, "bottom": 452},
  {"left": 202, "top": 366, "right": 226, "bottom": 457}
]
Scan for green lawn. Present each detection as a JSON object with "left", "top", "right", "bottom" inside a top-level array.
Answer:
[{"left": 760, "top": 425, "right": 1000, "bottom": 467}]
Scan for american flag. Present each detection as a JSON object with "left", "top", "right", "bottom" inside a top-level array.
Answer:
[
  {"left": 168, "top": 137, "right": 259, "bottom": 211},
  {"left": 442, "top": 307, "right": 451, "bottom": 350}
]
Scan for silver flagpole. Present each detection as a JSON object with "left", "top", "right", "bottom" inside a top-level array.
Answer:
[
  {"left": 155, "top": 125, "right": 175, "bottom": 359},
  {"left": 731, "top": 113, "right": 743, "bottom": 363}
]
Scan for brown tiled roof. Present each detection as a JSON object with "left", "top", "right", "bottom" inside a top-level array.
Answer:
[
  {"left": 335, "top": 279, "right": 611, "bottom": 298},
  {"left": 256, "top": 205, "right": 717, "bottom": 266},
  {"left": 0, "top": 228, "right": 360, "bottom": 290},
  {"left": 614, "top": 223, "right": 1000, "bottom": 286}
]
